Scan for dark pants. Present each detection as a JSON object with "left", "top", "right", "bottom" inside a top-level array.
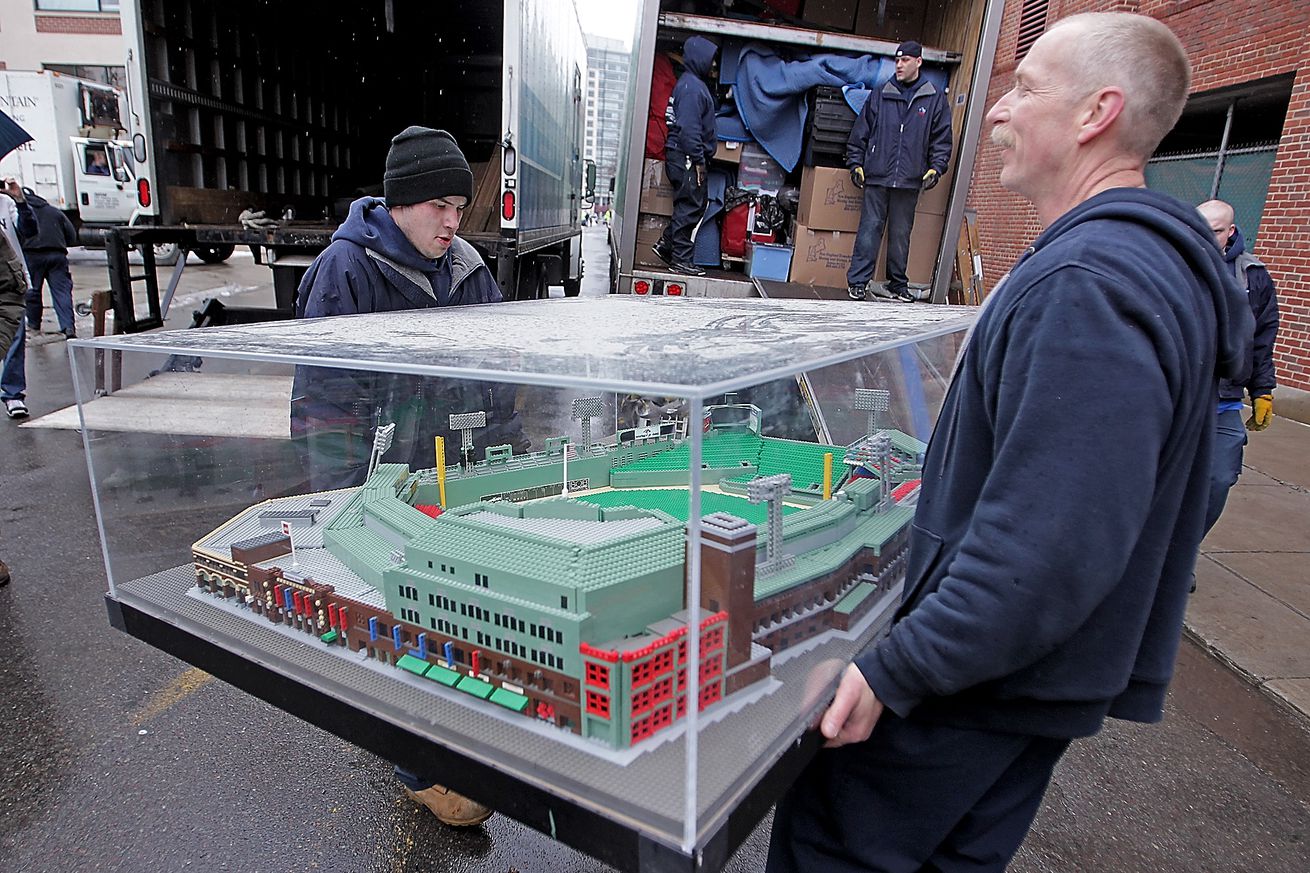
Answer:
[
  {"left": 24, "top": 250, "right": 75, "bottom": 334},
  {"left": 659, "top": 152, "right": 707, "bottom": 266},
  {"left": 847, "top": 186, "right": 920, "bottom": 293},
  {"left": 1, "top": 320, "right": 23, "bottom": 402},
  {"left": 766, "top": 713, "right": 1070, "bottom": 873},
  {"left": 1204, "top": 408, "right": 1248, "bottom": 535}
]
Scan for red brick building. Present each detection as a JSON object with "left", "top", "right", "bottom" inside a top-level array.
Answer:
[{"left": 968, "top": 0, "right": 1310, "bottom": 401}]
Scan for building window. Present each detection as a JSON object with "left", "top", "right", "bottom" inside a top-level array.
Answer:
[
  {"left": 398, "top": 584, "right": 418, "bottom": 601},
  {"left": 560, "top": 595, "right": 568, "bottom": 609},
  {"left": 400, "top": 607, "right": 420, "bottom": 624},
  {"left": 585, "top": 690, "right": 611, "bottom": 719},
  {"left": 37, "top": 0, "right": 120, "bottom": 11}
]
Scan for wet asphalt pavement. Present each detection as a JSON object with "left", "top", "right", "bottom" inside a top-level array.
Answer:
[{"left": 1, "top": 228, "right": 1307, "bottom": 871}]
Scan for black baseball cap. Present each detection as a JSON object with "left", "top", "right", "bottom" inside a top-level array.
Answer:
[{"left": 895, "top": 41, "right": 923, "bottom": 59}]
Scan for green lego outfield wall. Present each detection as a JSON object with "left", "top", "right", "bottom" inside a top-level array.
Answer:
[
  {"left": 426, "top": 439, "right": 681, "bottom": 508},
  {"left": 608, "top": 465, "right": 757, "bottom": 490}
]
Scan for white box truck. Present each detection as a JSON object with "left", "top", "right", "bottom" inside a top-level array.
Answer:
[
  {"left": 110, "top": 0, "right": 593, "bottom": 332},
  {"left": 0, "top": 70, "right": 139, "bottom": 244}
]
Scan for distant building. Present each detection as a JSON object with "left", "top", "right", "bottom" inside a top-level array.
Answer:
[
  {"left": 585, "top": 34, "right": 631, "bottom": 213},
  {"left": 0, "top": 0, "right": 125, "bottom": 88}
]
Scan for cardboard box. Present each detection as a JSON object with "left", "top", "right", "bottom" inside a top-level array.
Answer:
[
  {"left": 634, "top": 213, "right": 671, "bottom": 267},
  {"left": 746, "top": 242, "right": 793, "bottom": 280},
  {"left": 789, "top": 224, "right": 857, "bottom": 287},
  {"left": 640, "top": 158, "right": 675, "bottom": 216},
  {"left": 713, "top": 140, "right": 745, "bottom": 164},
  {"left": 797, "top": 166, "right": 863, "bottom": 232}
]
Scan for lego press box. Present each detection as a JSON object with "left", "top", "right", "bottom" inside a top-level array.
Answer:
[{"left": 73, "top": 296, "right": 972, "bottom": 868}]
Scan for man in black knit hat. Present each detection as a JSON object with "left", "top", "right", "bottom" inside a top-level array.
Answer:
[{"left": 292, "top": 126, "right": 522, "bottom": 827}]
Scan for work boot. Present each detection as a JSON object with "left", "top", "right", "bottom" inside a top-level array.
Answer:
[
  {"left": 890, "top": 285, "right": 915, "bottom": 302},
  {"left": 403, "top": 784, "right": 493, "bottom": 827},
  {"left": 651, "top": 240, "right": 673, "bottom": 265},
  {"left": 847, "top": 284, "right": 866, "bottom": 301}
]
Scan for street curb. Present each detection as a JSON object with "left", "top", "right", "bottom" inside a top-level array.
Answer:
[{"left": 1275, "top": 384, "right": 1310, "bottom": 427}]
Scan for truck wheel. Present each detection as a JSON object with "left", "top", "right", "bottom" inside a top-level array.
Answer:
[
  {"left": 563, "top": 278, "right": 582, "bottom": 297},
  {"left": 195, "top": 244, "right": 236, "bottom": 264},
  {"left": 152, "top": 242, "right": 181, "bottom": 266}
]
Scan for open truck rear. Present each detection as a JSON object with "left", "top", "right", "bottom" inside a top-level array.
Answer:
[
  {"left": 612, "top": 0, "right": 1003, "bottom": 302},
  {"left": 112, "top": 0, "right": 590, "bottom": 332}
]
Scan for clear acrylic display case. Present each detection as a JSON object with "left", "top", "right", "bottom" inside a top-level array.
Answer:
[{"left": 73, "top": 297, "right": 972, "bottom": 870}]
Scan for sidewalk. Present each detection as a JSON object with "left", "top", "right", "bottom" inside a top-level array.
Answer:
[{"left": 1188, "top": 404, "right": 1310, "bottom": 728}]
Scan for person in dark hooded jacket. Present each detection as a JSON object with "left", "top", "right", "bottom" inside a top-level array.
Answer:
[
  {"left": 1197, "top": 199, "right": 1280, "bottom": 536},
  {"left": 768, "top": 14, "right": 1253, "bottom": 873},
  {"left": 292, "top": 126, "right": 526, "bottom": 829},
  {"left": 653, "top": 35, "right": 718, "bottom": 276}
]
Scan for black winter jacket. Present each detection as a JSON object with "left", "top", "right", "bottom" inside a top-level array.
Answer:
[
  {"left": 665, "top": 36, "right": 718, "bottom": 164},
  {"left": 858, "top": 188, "right": 1254, "bottom": 739},
  {"left": 846, "top": 75, "right": 952, "bottom": 189},
  {"left": 15, "top": 191, "right": 76, "bottom": 254},
  {"left": 1216, "top": 227, "right": 1278, "bottom": 402}
]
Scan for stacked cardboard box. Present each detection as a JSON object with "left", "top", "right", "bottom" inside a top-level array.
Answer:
[
  {"left": 639, "top": 158, "right": 675, "bottom": 216},
  {"left": 634, "top": 214, "right": 671, "bottom": 268}
]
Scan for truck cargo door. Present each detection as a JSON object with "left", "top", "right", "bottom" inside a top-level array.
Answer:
[{"left": 71, "top": 137, "right": 136, "bottom": 225}]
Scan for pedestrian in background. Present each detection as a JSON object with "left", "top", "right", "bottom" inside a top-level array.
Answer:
[
  {"left": 1197, "top": 198, "right": 1280, "bottom": 538},
  {"left": 768, "top": 13, "right": 1253, "bottom": 872},
  {"left": 652, "top": 35, "right": 718, "bottom": 277},
  {"left": 844, "top": 40, "right": 953, "bottom": 302},
  {"left": 1, "top": 180, "right": 33, "bottom": 420},
  {"left": 7, "top": 183, "right": 77, "bottom": 339}
]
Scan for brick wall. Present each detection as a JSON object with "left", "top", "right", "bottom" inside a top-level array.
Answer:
[
  {"left": 34, "top": 14, "right": 122, "bottom": 36},
  {"left": 968, "top": 0, "right": 1310, "bottom": 391}
]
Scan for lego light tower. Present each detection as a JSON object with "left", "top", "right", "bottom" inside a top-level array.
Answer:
[
  {"left": 367, "top": 422, "right": 396, "bottom": 477},
  {"left": 449, "top": 411, "right": 486, "bottom": 471},
  {"left": 869, "top": 432, "right": 892, "bottom": 510},
  {"left": 854, "top": 388, "right": 890, "bottom": 437},
  {"left": 747, "top": 473, "right": 795, "bottom": 574},
  {"left": 571, "top": 396, "right": 603, "bottom": 456}
]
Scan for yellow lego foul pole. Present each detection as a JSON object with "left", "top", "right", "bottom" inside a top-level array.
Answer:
[
  {"left": 435, "top": 436, "right": 447, "bottom": 508},
  {"left": 823, "top": 452, "right": 833, "bottom": 500}
]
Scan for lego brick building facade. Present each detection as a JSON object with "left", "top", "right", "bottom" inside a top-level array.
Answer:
[{"left": 968, "top": 0, "right": 1310, "bottom": 393}]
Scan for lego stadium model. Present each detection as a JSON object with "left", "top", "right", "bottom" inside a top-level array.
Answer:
[
  {"left": 80, "top": 296, "right": 974, "bottom": 857},
  {"left": 190, "top": 394, "right": 924, "bottom": 751}
]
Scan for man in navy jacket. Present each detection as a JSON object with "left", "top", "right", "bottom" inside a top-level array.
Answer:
[
  {"left": 768, "top": 14, "right": 1253, "bottom": 872},
  {"left": 292, "top": 126, "right": 523, "bottom": 496},
  {"left": 844, "top": 40, "right": 952, "bottom": 302},
  {"left": 653, "top": 35, "right": 718, "bottom": 276},
  {"left": 1197, "top": 199, "right": 1280, "bottom": 536}
]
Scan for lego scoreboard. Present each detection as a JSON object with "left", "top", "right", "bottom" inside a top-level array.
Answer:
[{"left": 74, "top": 297, "right": 973, "bottom": 871}]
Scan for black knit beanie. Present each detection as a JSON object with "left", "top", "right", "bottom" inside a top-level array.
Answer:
[{"left": 383, "top": 126, "right": 474, "bottom": 206}]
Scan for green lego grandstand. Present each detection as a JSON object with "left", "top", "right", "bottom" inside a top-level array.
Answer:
[{"left": 190, "top": 398, "right": 925, "bottom": 750}]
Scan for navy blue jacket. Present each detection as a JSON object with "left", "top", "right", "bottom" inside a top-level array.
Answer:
[
  {"left": 15, "top": 191, "right": 76, "bottom": 254},
  {"left": 859, "top": 188, "right": 1254, "bottom": 739},
  {"left": 845, "top": 75, "right": 952, "bottom": 189},
  {"left": 291, "top": 197, "right": 523, "bottom": 490},
  {"left": 665, "top": 36, "right": 717, "bottom": 164},
  {"left": 1217, "top": 227, "right": 1278, "bottom": 402}
]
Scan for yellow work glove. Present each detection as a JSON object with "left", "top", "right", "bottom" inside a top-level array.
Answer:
[
  {"left": 850, "top": 166, "right": 865, "bottom": 189},
  {"left": 921, "top": 168, "right": 940, "bottom": 190},
  {"left": 1246, "top": 394, "right": 1273, "bottom": 431}
]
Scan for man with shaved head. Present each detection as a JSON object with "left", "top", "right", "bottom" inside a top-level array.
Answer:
[
  {"left": 768, "top": 14, "right": 1253, "bottom": 872},
  {"left": 1196, "top": 198, "right": 1280, "bottom": 539}
]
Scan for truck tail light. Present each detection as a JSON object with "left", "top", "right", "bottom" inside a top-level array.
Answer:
[
  {"left": 502, "top": 190, "right": 515, "bottom": 221},
  {"left": 665, "top": 282, "right": 684, "bottom": 297},
  {"left": 634, "top": 279, "right": 651, "bottom": 295},
  {"left": 503, "top": 146, "right": 517, "bottom": 176},
  {"left": 137, "top": 179, "right": 151, "bottom": 207}
]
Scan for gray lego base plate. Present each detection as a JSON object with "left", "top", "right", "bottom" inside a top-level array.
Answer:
[{"left": 117, "top": 565, "right": 899, "bottom": 850}]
